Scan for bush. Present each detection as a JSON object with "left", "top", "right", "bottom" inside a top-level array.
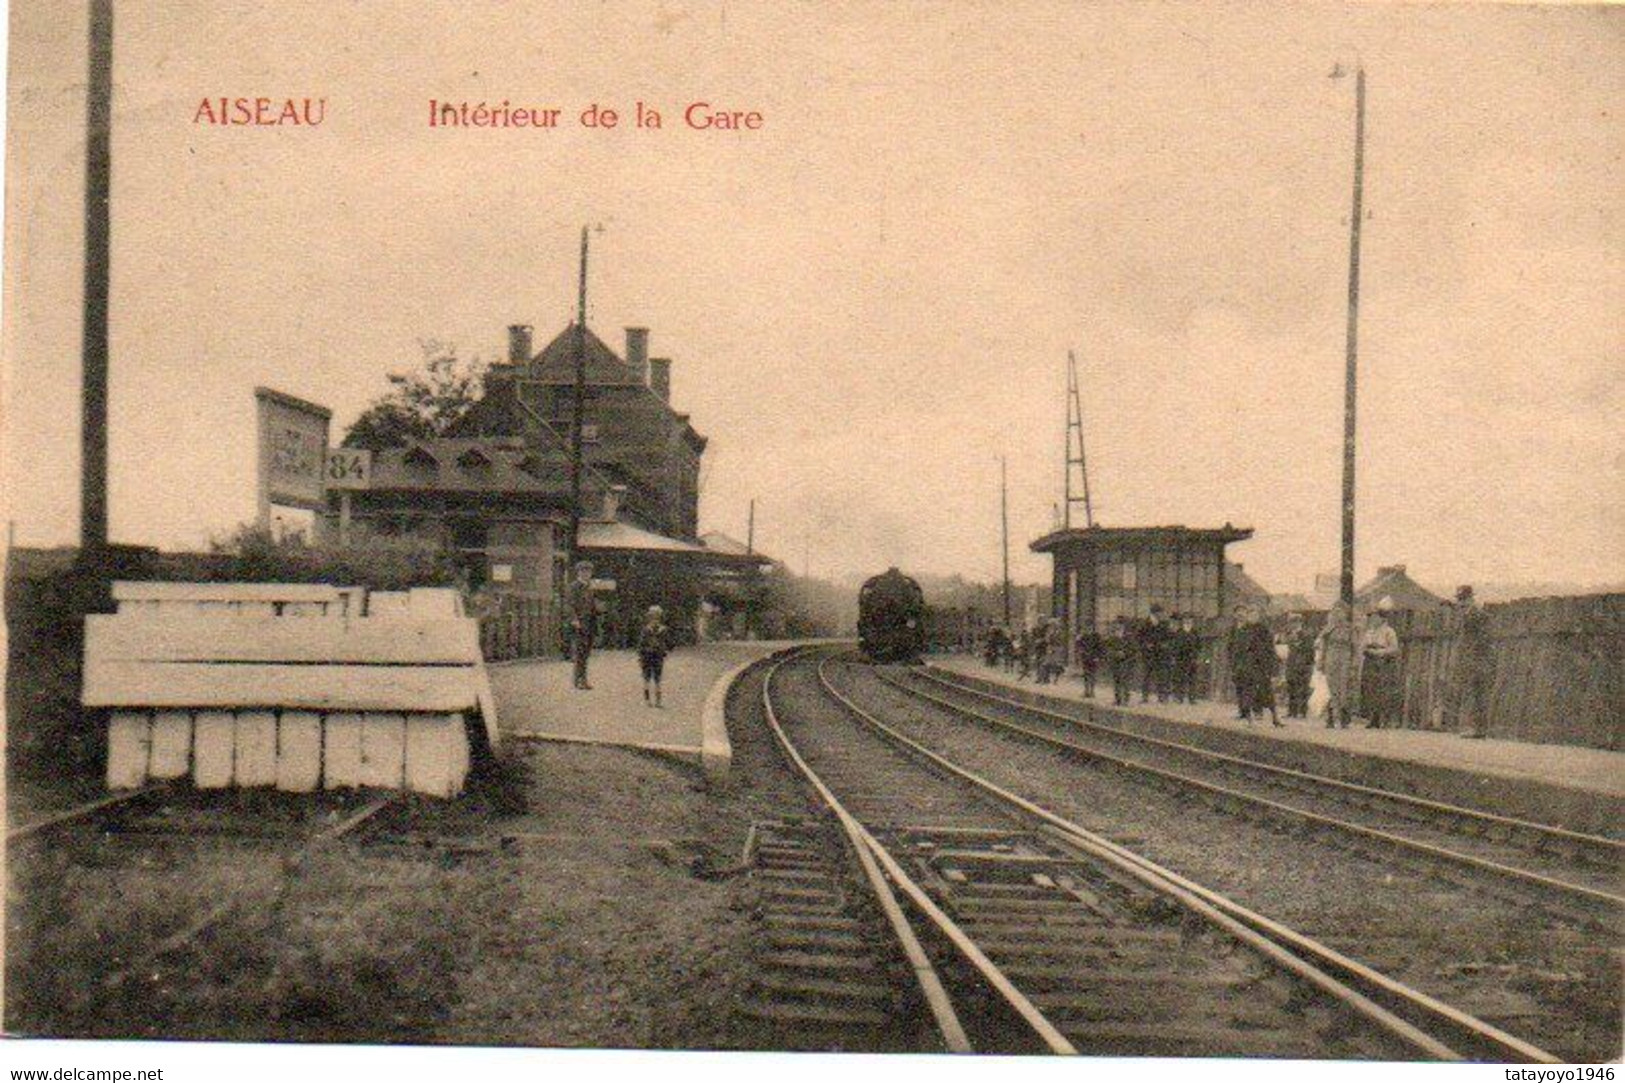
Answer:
[{"left": 184, "top": 523, "right": 464, "bottom": 591}]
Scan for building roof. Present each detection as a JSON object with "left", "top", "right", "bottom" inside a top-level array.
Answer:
[
  {"left": 363, "top": 437, "right": 581, "bottom": 496},
  {"left": 1269, "top": 592, "right": 1318, "bottom": 614},
  {"left": 526, "top": 324, "right": 644, "bottom": 385},
  {"left": 1356, "top": 564, "right": 1446, "bottom": 610},
  {"left": 1030, "top": 524, "right": 1254, "bottom": 554},
  {"left": 582, "top": 521, "right": 770, "bottom": 564},
  {"left": 700, "top": 531, "right": 755, "bottom": 556},
  {"left": 1224, "top": 562, "right": 1272, "bottom": 605}
]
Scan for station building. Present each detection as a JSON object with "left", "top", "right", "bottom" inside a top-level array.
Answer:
[
  {"left": 319, "top": 322, "right": 768, "bottom": 643},
  {"left": 1029, "top": 524, "right": 1255, "bottom": 645}
]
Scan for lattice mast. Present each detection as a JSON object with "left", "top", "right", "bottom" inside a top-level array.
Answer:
[{"left": 1063, "top": 349, "right": 1095, "bottom": 529}]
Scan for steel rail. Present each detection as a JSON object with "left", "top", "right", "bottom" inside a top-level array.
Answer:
[
  {"left": 7, "top": 784, "right": 168, "bottom": 844},
  {"left": 820, "top": 655, "right": 1563, "bottom": 1063},
  {"left": 884, "top": 668, "right": 1623, "bottom": 919},
  {"left": 761, "top": 655, "right": 1072, "bottom": 1053},
  {"left": 918, "top": 665, "right": 1622, "bottom": 858},
  {"left": 101, "top": 793, "right": 400, "bottom": 993}
]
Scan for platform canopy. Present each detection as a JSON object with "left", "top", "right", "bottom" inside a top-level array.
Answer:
[{"left": 1029, "top": 523, "right": 1254, "bottom": 554}]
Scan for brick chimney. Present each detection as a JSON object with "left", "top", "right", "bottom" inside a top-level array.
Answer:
[
  {"left": 649, "top": 357, "right": 672, "bottom": 402},
  {"left": 624, "top": 327, "right": 649, "bottom": 383},
  {"left": 507, "top": 324, "right": 533, "bottom": 363}
]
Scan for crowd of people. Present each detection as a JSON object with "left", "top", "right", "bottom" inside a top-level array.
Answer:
[
  {"left": 976, "top": 586, "right": 1493, "bottom": 736},
  {"left": 981, "top": 605, "right": 1209, "bottom": 708}
]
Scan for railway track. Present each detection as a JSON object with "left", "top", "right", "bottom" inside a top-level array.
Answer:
[
  {"left": 10, "top": 786, "right": 403, "bottom": 997},
  {"left": 754, "top": 648, "right": 1560, "bottom": 1061},
  {"left": 882, "top": 664, "right": 1622, "bottom": 925}
]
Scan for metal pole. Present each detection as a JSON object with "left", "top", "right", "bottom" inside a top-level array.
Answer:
[
  {"left": 1339, "top": 68, "right": 1365, "bottom": 609},
  {"left": 80, "top": 0, "right": 113, "bottom": 566},
  {"left": 1000, "top": 456, "right": 1011, "bottom": 624},
  {"left": 566, "top": 226, "right": 589, "bottom": 570}
]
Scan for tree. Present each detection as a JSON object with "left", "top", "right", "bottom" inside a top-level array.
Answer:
[{"left": 341, "top": 341, "right": 486, "bottom": 449}]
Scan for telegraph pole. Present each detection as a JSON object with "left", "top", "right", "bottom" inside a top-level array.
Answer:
[
  {"left": 999, "top": 456, "right": 1011, "bottom": 624},
  {"left": 1338, "top": 66, "right": 1366, "bottom": 609},
  {"left": 746, "top": 499, "right": 756, "bottom": 554},
  {"left": 566, "top": 226, "right": 590, "bottom": 570},
  {"left": 80, "top": 0, "right": 113, "bottom": 567}
]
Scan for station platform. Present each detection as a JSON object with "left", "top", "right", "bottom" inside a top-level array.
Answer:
[
  {"left": 925, "top": 654, "right": 1624, "bottom": 835},
  {"left": 489, "top": 641, "right": 795, "bottom": 785}
]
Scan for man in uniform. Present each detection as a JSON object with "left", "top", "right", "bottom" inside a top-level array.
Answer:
[{"left": 567, "top": 560, "right": 600, "bottom": 690}]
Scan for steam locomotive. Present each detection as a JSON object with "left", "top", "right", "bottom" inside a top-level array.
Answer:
[{"left": 857, "top": 567, "right": 927, "bottom": 664}]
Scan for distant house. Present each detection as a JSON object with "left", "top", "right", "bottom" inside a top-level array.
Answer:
[
  {"left": 1223, "top": 562, "right": 1272, "bottom": 612},
  {"left": 1269, "top": 592, "right": 1317, "bottom": 615},
  {"left": 1356, "top": 564, "right": 1445, "bottom": 611}
]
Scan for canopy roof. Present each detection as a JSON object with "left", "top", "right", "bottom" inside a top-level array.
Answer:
[{"left": 1030, "top": 524, "right": 1253, "bottom": 554}]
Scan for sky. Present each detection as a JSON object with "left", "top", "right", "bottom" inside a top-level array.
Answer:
[{"left": 3, "top": 1, "right": 1621, "bottom": 593}]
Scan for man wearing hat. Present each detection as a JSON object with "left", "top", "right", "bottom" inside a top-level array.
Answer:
[
  {"left": 1454, "top": 585, "right": 1492, "bottom": 739},
  {"left": 567, "top": 560, "right": 601, "bottom": 690}
]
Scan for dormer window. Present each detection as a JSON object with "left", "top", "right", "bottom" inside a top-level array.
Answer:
[{"left": 402, "top": 445, "right": 439, "bottom": 471}]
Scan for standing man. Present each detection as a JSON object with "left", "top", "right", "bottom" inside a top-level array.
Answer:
[
  {"left": 567, "top": 560, "right": 600, "bottom": 691},
  {"left": 1169, "top": 613, "right": 1201, "bottom": 704},
  {"left": 1137, "top": 606, "right": 1173, "bottom": 704},
  {"left": 1031, "top": 621, "right": 1052, "bottom": 684},
  {"left": 1455, "top": 586, "right": 1493, "bottom": 739},
  {"left": 1074, "top": 623, "right": 1104, "bottom": 699},
  {"left": 1230, "top": 606, "right": 1281, "bottom": 726},
  {"left": 1283, "top": 614, "right": 1318, "bottom": 719},
  {"left": 1105, "top": 617, "right": 1136, "bottom": 706}
]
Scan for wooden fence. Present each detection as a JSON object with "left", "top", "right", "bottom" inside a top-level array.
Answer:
[
  {"left": 1388, "top": 594, "right": 1622, "bottom": 749},
  {"left": 1194, "top": 594, "right": 1622, "bottom": 750},
  {"left": 478, "top": 594, "right": 558, "bottom": 662}
]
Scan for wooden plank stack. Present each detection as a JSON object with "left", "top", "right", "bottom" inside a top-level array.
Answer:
[{"left": 86, "top": 583, "right": 498, "bottom": 797}]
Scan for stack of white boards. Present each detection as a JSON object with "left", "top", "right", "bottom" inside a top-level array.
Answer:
[{"left": 84, "top": 583, "right": 500, "bottom": 798}]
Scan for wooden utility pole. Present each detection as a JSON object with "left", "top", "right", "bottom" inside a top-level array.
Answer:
[
  {"left": 566, "top": 226, "right": 590, "bottom": 570},
  {"left": 1000, "top": 456, "right": 1011, "bottom": 624},
  {"left": 1339, "top": 67, "right": 1366, "bottom": 608},
  {"left": 746, "top": 499, "right": 755, "bottom": 554},
  {"left": 80, "top": 0, "right": 114, "bottom": 566}
]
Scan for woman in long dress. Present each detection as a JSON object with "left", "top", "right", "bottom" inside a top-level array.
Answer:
[
  {"left": 1315, "top": 602, "right": 1359, "bottom": 728},
  {"left": 1358, "top": 602, "right": 1403, "bottom": 729}
]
